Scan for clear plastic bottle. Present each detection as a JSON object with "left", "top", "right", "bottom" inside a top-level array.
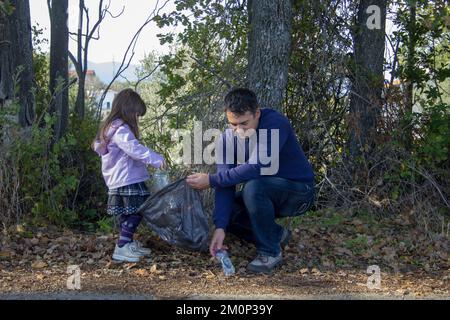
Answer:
[
  {"left": 215, "top": 249, "right": 235, "bottom": 276},
  {"left": 151, "top": 169, "right": 169, "bottom": 193}
]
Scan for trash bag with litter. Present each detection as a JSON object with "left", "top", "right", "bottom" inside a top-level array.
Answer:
[{"left": 137, "top": 178, "right": 210, "bottom": 252}]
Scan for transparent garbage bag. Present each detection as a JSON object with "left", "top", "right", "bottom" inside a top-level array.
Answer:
[
  {"left": 137, "top": 178, "right": 209, "bottom": 252},
  {"left": 150, "top": 169, "right": 170, "bottom": 194}
]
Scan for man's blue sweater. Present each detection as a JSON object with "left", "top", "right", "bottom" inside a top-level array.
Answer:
[{"left": 208, "top": 108, "right": 314, "bottom": 229}]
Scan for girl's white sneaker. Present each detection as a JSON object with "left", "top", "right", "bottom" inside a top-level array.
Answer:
[
  {"left": 112, "top": 242, "right": 142, "bottom": 262},
  {"left": 133, "top": 240, "right": 152, "bottom": 257}
]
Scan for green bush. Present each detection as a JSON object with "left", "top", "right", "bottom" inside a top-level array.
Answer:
[{"left": 0, "top": 107, "right": 107, "bottom": 231}]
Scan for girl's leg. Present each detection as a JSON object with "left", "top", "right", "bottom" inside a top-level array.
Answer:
[{"left": 117, "top": 214, "right": 143, "bottom": 247}]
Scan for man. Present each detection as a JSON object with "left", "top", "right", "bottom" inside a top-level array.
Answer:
[{"left": 187, "top": 88, "right": 314, "bottom": 273}]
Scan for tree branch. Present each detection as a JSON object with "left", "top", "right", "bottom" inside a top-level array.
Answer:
[
  {"left": 134, "top": 62, "right": 161, "bottom": 90},
  {"left": 96, "top": 0, "right": 171, "bottom": 119},
  {"left": 190, "top": 56, "right": 233, "bottom": 89}
]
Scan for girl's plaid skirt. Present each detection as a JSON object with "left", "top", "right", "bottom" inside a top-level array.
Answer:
[{"left": 107, "top": 181, "right": 150, "bottom": 216}]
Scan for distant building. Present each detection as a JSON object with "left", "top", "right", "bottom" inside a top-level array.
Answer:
[
  {"left": 68, "top": 69, "right": 99, "bottom": 86},
  {"left": 96, "top": 89, "right": 117, "bottom": 118},
  {"left": 69, "top": 69, "right": 114, "bottom": 118}
]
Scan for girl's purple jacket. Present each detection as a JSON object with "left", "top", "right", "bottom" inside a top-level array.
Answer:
[{"left": 93, "top": 119, "right": 164, "bottom": 189}]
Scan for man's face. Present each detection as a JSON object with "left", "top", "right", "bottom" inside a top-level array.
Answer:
[{"left": 226, "top": 109, "right": 261, "bottom": 138}]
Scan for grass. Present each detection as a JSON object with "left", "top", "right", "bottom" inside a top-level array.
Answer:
[
  {"left": 323, "top": 214, "right": 346, "bottom": 227},
  {"left": 344, "top": 235, "right": 369, "bottom": 255}
]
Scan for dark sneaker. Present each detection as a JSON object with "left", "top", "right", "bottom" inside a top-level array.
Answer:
[
  {"left": 280, "top": 228, "right": 292, "bottom": 248},
  {"left": 247, "top": 253, "right": 282, "bottom": 274}
]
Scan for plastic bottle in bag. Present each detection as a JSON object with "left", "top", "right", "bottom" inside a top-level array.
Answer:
[
  {"left": 151, "top": 169, "right": 170, "bottom": 193},
  {"left": 215, "top": 249, "right": 235, "bottom": 276}
]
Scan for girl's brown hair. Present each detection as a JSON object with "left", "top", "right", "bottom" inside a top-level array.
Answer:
[{"left": 93, "top": 88, "right": 147, "bottom": 147}]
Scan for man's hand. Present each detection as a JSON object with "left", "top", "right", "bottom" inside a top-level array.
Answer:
[
  {"left": 209, "top": 228, "right": 226, "bottom": 257},
  {"left": 186, "top": 173, "right": 210, "bottom": 190}
]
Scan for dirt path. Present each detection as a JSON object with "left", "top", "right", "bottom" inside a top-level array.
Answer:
[
  {"left": 1, "top": 259, "right": 448, "bottom": 299},
  {"left": 1, "top": 292, "right": 448, "bottom": 300},
  {"left": 1, "top": 212, "right": 448, "bottom": 300}
]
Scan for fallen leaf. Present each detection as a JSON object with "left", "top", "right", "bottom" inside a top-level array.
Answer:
[
  {"left": 311, "top": 268, "right": 320, "bottom": 274},
  {"left": 299, "top": 268, "right": 309, "bottom": 274},
  {"left": 322, "top": 260, "right": 335, "bottom": 268},
  {"left": 204, "top": 270, "right": 215, "bottom": 279},
  {"left": 150, "top": 264, "right": 157, "bottom": 273},
  {"left": 134, "top": 269, "right": 148, "bottom": 276},
  {"left": 0, "top": 251, "right": 13, "bottom": 259},
  {"left": 31, "top": 261, "right": 47, "bottom": 269},
  {"left": 335, "top": 247, "right": 353, "bottom": 256},
  {"left": 125, "top": 263, "right": 137, "bottom": 270}
]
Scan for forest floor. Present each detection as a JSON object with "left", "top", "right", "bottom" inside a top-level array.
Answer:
[{"left": 0, "top": 210, "right": 448, "bottom": 300}]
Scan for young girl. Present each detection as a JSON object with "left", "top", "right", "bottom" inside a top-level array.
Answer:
[{"left": 93, "top": 88, "right": 165, "bottom": 262}]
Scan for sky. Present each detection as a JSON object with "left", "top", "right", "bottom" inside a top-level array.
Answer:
[{"left": 30, "top": 0, "right": 180, "bottom": 64}]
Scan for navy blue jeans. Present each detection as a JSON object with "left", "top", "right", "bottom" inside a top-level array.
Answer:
[{"left": 226, "top": 177, "right": 314, "bottom": 257}]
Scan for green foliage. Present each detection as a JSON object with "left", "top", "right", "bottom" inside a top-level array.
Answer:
[
  {"left": 65, "top": 110, "right": 107, "bottom": 230},
  {"left": 0, "top": 30, "right": 106, "bottom": 230},
  {"left": 29, "top": 24, "right": 51, "bottom": 119},
  {"left": 0, "top": 0, "right": 14, "bottom": 15},
  {"left": 6, "top": 113, "right": 75, "bottom": 226},
  {"left": 153, "top": 0, "right": 248, "bottom": 124},
  {"left": 2, "top": 110, "right": 107, "bottom": 229},
  {"left": 414, "top": 102, "right": 450, "bottom": 165},
  {"left": 97, "top": 216, "right": 115, "bottom": 234},
  {"left": 395, "top": 1, "right": 450, "bottom": 166}
]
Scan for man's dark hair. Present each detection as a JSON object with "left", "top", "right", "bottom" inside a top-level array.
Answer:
[{"left": 224, "top": 88, "right": 259, "bottom": 115}]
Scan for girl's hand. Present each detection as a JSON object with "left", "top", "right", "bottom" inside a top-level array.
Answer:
[{"left": 159, "top": 160, "right": 167, "bottom": 170}]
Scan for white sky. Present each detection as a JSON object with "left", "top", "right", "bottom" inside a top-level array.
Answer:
[{"left": 30, "top": 0, "right": 179, "bottom": 64}]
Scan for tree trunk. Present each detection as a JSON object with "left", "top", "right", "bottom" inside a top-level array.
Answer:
[
  {"left": 402, "top": 0, "right": 416, "bottom": 151},
  {"left": 0, "top": 0, "right": 35, "bottom": 127},
  {"left": 75, "top": 73, "right": 85, "bottom": 119},
  {"left": 74, "top": 0, "right": 85, "bottom": 120},
  {"left": 348, "top": 0, "right": 386, "bottom": 161},
  {"left": 246, "top": 0, "right": 292, "bottom": 111},
  {"left": 49, "top": 0, "right": 69, "bottom": 140}
]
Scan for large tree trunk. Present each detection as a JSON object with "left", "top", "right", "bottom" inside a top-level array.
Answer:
[
  {"left": 246, "top": 0, "right": 292, "bottom": 111},
  {"left": 0, "top": 0, "right": 35, "bottom": 127},
  {"left": 49, "top": 0, "right": 69, "bottom": 140},
  {"left": 348, "top": 0, "right": 386, "bottom": 161}
]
